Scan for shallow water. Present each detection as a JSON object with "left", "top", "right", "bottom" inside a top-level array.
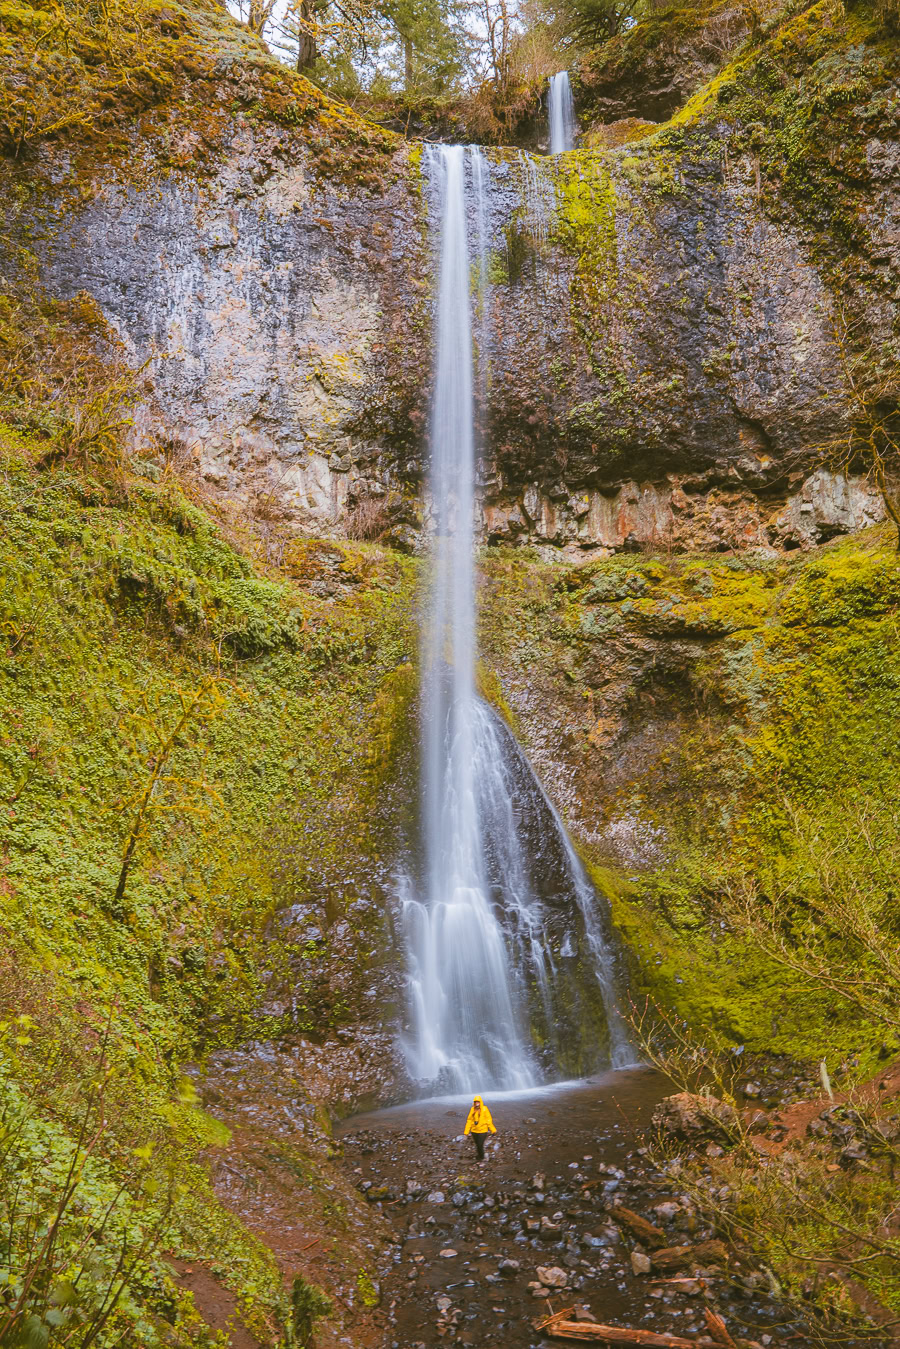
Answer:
[
  {"left": 337, "top": 1067, "right": 816, "bottom": 1348},
  {"left": 339, "top": 1068, "right": 679, "bottom": 1346}
]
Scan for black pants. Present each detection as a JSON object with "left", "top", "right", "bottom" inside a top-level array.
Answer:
[{"left": 473, "top": 1133, "right": 486, "bottom": 1160}]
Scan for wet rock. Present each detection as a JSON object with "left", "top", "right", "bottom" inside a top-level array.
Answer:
[
  {"left": 439, "top": 1248, "right": 458, "bottom": 1258},
  {"left": 427, "top": 1190, "right": 445, "bottom": 1204},
  {"left": 652, "top": 1092, "right": 738, "bottom": 1143},
  {"left": 536, "top": 1265, "right": 569, "bottom": 1288},
  {"left": 839, "top": 1140, "right": 869, "bottom": 1167},
  {"left": 573, "top": 1305, "right": 599, "bottom": 1323},
  {"left": 651, "top": 1201, "right": 681, "bottom": 1222},
  {"left": 497, "top": 1259, "right": 520, "bottom": 1278},
  {"left": 630, "top": 1251, "right": 652, "bottom": 1276}
]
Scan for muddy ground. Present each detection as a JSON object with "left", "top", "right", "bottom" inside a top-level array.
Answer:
[{"left": 336, "top": 1068, "right": 812, "bottom": 1348}]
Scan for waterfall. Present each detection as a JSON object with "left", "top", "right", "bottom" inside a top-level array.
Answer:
[
  {"left": 549, "top": 70, "right": 576, "bottom": 154},
  {"left": 411, "top": 144, "right": 534, "bottom": 1093},
  {"left": 401, "top": 144, "right": 633, "bottom": 1096}
]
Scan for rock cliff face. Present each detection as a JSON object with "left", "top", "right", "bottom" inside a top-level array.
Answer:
[
  {"left": 35, "top": 121, "right": 429, "bottom": 535},
  {"left": 23, "top": 1, "right": 899, "bottom": 554}
]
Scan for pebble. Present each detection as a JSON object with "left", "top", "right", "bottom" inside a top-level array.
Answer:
[
  {"left": 427, "top": 1191, "right": 445, "bottom": 1204},
  {"left": 439, "top": 1248, "right": 457, "bottom": 1258},
  {"left": 630, "top": 1251, "right": 652, "bottom": 1275}
]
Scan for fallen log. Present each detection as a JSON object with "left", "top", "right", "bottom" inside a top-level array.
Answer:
[
  {"left": 703, "top": 1309, "right": 737, "bottom": 1349},
  {"left": 607, "top": 1205, "right": 668, "bottom": 1249},
  {"left": 537, "top": 1312, "right": 714, "bottom": 1346},
  {"left": 652, "top": 1240, "right": 730, "bottom": 1271}
]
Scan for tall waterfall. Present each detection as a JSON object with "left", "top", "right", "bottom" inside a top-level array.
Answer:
[
  {"left": 549, "top": 70, "right": 576, "bottom": 154},
  {"left": 401, "top": 145, "right": 632, "bottom": 1096}
]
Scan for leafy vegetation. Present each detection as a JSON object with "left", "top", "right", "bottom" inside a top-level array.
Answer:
[
  {"left": 480, "top": 531, "right": 900, "bottom": 1071},
  {"left": 0, "top": 420, "right": 417, "bottom": 1343}
]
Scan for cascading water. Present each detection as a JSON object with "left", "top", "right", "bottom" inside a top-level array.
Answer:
[
  {"left": 406, "top": 144, "right": 534, "bottom": 1094},
  {"left": 401, "top": 144, "right": 633, "bottom": 1096},
  {"left": 548, "top": 70, "right": 576, "bottom": 154}
]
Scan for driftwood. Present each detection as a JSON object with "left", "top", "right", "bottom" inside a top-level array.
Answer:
[
  {"left": 703, "top": 1309, "right": 737, "bottom": 1349},
  {"left": 536, "top": 1308, "right": 715, "bottom": 1346},
  {"left": 607, "top": 1205, "right": 668, "bottom": 1249},
  {"left": 652, "top": 1240, "right": 730, "bottom": 1271}
]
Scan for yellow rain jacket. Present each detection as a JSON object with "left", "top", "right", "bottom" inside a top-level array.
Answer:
[{"left": 464, "top": 1096, "right": 496, "bottom": 1136}]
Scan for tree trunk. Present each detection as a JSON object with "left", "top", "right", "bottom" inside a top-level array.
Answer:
[
  {"left": 404, "top": 36, "right": 413, "bottom": 90},
  {"left": 248, "top": 0, "right": 269, "bottom": 34},
  {"left": 295, "top": 0, "right": 317, "bottom": 68}
]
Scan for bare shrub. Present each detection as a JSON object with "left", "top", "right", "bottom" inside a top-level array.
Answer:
[
  {"left": 344, "top": 492, "right": 398, "bottom": 541},
  {"left": 822, "top": 311, "right": 900, "bottom": 548},
  {"left": 0, "top": 290, "right": 141, "bottom": 471}
]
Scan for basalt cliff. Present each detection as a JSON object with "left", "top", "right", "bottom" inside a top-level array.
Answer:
[{"left": 15, "top": 0, "right": 899, "bottom": 554}]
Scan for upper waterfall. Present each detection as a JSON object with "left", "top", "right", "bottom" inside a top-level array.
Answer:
[
  {"left": 548, "top": 71, "right": 576, "bottom": 154},
  {"left": 401, "top": 144, "right": 633, "bottom": 1097}
]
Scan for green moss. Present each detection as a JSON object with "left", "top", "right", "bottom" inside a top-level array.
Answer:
[
  {"left": 479, "top": 531, "right": 900, "bottom": 1074},
  {"left": 0, "top": 427, "right": 418, "bottom": 1343},
  {"left": 586, "top": 859, "right": 841, "bottom": 1057},
  {"left": 355, "top": 1268, "right": 380, "bottom": 1308},
  {"left": 553, "top": 152, "right": 619, "bottom": 302}
]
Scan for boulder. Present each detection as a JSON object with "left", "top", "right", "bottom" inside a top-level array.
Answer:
[
  {"left": 536, "top": 1265, "right": 569, "bottom": 1288},
  {"left": 652, "top": 1092, "right": 738, "bottom": 1142}
]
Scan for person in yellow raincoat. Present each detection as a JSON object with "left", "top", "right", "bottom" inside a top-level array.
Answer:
[{"left": 463, "top": 1095, "right": 496, "bottom": 1162}]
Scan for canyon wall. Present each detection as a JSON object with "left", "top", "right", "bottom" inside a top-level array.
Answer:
[{"left": 21, "top": 3, "right": 899, "bottom": 556}]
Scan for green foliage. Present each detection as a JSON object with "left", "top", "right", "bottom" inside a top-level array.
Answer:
[
  {"left": 0, "top": 1011, "right": 224, "bottom": 1349},
  {"left": 290, "top": 1275, "right": 332, "bottom": 1345},
  {"left": 550, "top": 0, "right": 643, "bottom": 47},
  {"left": 0, "top": 427, "right": 417, "bottom": 1344},
  {"left": 479, "top": 530, "right": 900, "bottom": 1070}
]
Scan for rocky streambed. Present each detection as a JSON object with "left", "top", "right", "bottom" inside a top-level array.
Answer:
[{"left": 336, "top": 1069, "right": 817, "bottom": 1349}]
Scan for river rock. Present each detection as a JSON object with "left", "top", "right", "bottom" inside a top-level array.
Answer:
[
  {"left": 652, "top": 1201, "right": 681, "bottom": 1221},
  {"left": 498, "top": 1259, "right": 520, "bottom": 1278},
  {"left": 630, "top": 1250, "right": 652, "bottom": 1275},
  {"left": 536, "top": 1265, "right": 569, "bottom": 1288}
]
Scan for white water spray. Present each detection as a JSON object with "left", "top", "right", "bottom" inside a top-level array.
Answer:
[
  {"left": 401, "top": 144, "right": 633, "bottom": 1095},
  {"left": 549, "top": 70, "right": 576, "bottom": 154}
]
